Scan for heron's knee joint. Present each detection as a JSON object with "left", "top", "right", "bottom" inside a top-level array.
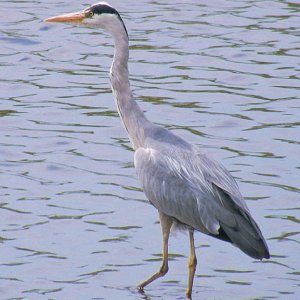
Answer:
[
  {"left": 188, "top": 256, "right": 197, "bottom": 268},
  {"left": 159, "top": 264, "right": 169, "bottom": 276}
]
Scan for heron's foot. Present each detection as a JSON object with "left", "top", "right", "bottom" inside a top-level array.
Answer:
[
  {"left": 137, "top": 263, "right": 169, "bottom": 292},
  {"left": 137, "top": 282, "right": 146, "bottom": 293},
  {"left": 186, "top": 288, "right": 192, "bottom": 299},
  {"left": 137, "top": 285, "right": 145, "bottom": 293}
]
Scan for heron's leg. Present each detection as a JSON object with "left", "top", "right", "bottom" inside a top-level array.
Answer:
[
  {"left": 138, "top": 212, "right": 173, "bottom": 292},
  {"left": 186, "top": 229, "right": 197, "bottom": 299}
]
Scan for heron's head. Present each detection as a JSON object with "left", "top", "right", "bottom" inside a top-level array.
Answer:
[{"left": 45, "top": 2, "right": 128, "bottom": 37}]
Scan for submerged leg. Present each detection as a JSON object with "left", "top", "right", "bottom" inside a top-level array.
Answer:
[
  {"left": 138, "top": 212, "right": 173, "bottom": 292},
  {"left": 186, "top": 230, "right": 197, "bottom": 299}
]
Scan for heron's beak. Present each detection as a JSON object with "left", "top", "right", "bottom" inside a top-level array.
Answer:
[{"left": 45, "top": 11, "right": 86, "bottom": 24}]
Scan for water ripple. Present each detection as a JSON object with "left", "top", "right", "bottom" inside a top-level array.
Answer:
[{"left": 0, "top": 0, "right": 299, "bottom": 299}]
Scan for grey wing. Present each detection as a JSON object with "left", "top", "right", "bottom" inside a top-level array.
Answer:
[
  {"left": 134, "top": 146, "right": 269, "bottom": 259},
  {"left": 134, "top": 147, "right": 220, "bottom": 234}
]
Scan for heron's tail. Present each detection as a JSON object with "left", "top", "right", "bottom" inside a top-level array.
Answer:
[
  {"left": 220, "top": 211, "right": 270, "bottom": 259},
  {"left": 212, "top": 184, "right": 270, "bottom": 259}
]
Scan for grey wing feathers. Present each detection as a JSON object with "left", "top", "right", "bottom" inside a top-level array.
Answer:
[
  {"left": 134, "top": 146, "right": 269, "bottom": 259},
  {"left": 134, "top": 147, "right": 217, "bottom": 234}
]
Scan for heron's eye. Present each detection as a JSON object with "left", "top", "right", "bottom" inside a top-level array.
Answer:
[{"left": 89, "top": 11, "right": 94, "bottom": 18}]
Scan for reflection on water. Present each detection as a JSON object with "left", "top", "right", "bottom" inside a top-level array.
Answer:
[{"left": 1, "top": 0, "right": 299, "bottom": 299}]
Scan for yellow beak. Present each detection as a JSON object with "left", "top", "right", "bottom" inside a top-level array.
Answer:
[{"left": 45, "top": 11, "right": 86, "bottom": 24}]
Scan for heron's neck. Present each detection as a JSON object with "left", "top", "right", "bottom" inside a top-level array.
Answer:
[{"left": 108, "top": 27, "right": 150, "bottom": 150}]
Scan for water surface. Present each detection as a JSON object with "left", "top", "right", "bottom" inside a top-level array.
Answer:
[{"left": 1, "top": 0, "right": 299, "bottom": 299}]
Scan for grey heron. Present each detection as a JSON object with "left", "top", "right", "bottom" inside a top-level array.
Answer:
[{"left": 45, "top": 2, "right": 270, "bottom": 298}]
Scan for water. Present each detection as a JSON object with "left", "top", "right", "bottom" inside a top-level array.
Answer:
[{"left": 1, "top": 0, "right": 299, "bottom": 299}]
